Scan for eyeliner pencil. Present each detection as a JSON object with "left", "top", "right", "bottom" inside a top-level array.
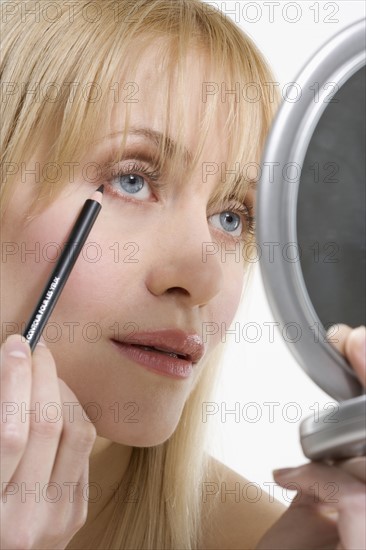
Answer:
[{"left": 23, "top": 185, "right": 104, "bottom": 352}]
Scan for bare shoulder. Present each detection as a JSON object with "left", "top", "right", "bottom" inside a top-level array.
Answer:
[{"left": 198, "top": 455, "right": 287, "bottom": 550}]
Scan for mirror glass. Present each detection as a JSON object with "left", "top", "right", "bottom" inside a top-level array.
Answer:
[{"left": 297, "top": 66, "right": 366, "bottom": 330}]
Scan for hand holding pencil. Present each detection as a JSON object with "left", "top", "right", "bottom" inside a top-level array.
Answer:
[{"left": 1, "top": 187, "right": 103, "bottom": 549}]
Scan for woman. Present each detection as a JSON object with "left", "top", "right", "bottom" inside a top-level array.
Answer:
[{"left": 1, "top": 1, "right": 364, "bottom": 548}]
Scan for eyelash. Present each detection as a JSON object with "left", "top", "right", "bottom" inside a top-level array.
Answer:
[
  {"left": 219, "top": 198, "right": 255, "bottom": 237},
  {"left": 105, "top": 161, "right": 256, "bottom": 238},
  {"left": 108, "top": 161, "right": 161, "bottom": 188}
]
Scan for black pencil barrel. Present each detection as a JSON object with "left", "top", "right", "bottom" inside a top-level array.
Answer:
[{"left": 23, "top": 198, "right": 102, "bottom": 351}]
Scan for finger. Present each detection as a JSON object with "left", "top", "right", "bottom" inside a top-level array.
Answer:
[
  {"left": 11, "top": 341, "right": 63, "bottom": 490},
  {"left": 0, "top": 335, "right": 32, "bottom": 486},
  {"left": 325, "top": 323, "right": 352, "bottom": 353},
  {"left": 62, "top": 463, "right": 91, "bottom": 549},
  {"left": 273, "top": 461, "right": 365, "bottom": 508},
  {"left": 67, "top": 460, "right": 90, "bottom": 531},
  {"left": 344, "top": 326, "right": 366, "bottom": 386},
  {"left": 273, "top": 463, "right": 366, "bottom": 548},
  {"left": 50, "top": 379, "right": 96, "bottom": 511},
  {"left": 326, "top": 324, "right": 366, "bottom": 386},
  {"left": 331, "top": 456, "right": 366, "bottom": 483},
  {"left": 47, "top": 457, "right": 90, "bottom": 544}
]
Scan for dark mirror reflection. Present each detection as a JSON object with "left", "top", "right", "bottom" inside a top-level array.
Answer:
[{"left": 297, "top": 66, "right": 366, "bottom": 330}]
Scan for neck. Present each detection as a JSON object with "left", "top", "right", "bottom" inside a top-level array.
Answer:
[{"left": 66, "top": 437, "right": 133, "bottom": 549}]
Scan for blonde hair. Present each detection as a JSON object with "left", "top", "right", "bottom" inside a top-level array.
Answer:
[{"left": 0, "top": 1, "right": 279, "bottom": 548}]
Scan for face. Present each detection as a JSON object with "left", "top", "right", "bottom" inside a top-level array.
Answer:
[{"left": 1, "top": 46, "right": 253, "bottom": 446}]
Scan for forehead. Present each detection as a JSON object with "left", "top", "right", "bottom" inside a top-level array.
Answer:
[{"left": 106, "top": 43, "right": 231, "bottom": 164}]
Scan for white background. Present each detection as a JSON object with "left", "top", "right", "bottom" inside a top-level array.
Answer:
[{"left": 202, "top": 1, "right": 366, "bottom": 506}]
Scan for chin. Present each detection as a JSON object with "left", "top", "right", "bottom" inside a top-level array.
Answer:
[{"left": 94, "top": 417, "right": 182, "bottom": 448}]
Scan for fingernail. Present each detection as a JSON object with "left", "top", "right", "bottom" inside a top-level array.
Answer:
[
  {"left": 272, "top": 467, "right": 298, "bottom": 478},
  {"left": 3, "top": 334, "right": 31, "bottom": 359},
  {"left": 353, "top": 326, "right": 366, "bottom": 362},
  {"left": 325, "top": 324, "right": 338, "bottom": 341},
  {"left": 37, "top": 336, "right": 47, "bottom": 347}
]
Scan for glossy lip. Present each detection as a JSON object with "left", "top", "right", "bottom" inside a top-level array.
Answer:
[
  {"left": 110, "top": 329, "right": 205, "bottom": 363},
  {"left": 110, "top": 330, "right": 205, "bottom": 380}
]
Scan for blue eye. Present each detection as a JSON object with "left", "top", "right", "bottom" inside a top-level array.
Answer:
[
  {"left": 110, "top": 166, "right": 154, "bottom": 201},
  {"left": 220, "top": 212, "right": 241, "bottom": 231},
  {"left": 119, "top": 174, "right": 145, "bottom": 194},
  {"left": 209, "top": 211, "right": 243, "bottom": 237}
]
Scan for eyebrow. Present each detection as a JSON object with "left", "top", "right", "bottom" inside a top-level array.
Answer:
[
  {"left": 97, "top": 126, "right": 193, "bottom": 167},
  {"left": 97, "top": 126, "right": 257, "bottom": 202}
]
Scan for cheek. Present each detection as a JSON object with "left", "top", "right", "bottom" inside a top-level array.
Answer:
[
  {"left": 221, "top": 273, "right": 244, "bottom": 321},
  {"left": 1, "top": 194, "right": 111, "bottom": 330},
  {"left": 15, "top": 207, "right": 144, "bottom": 346},
  {"left": 1, "top": 209, "right": 71, "bottom": 331},
  {"left": 24, "top": 220, "right": 111, "bottom": 320},
  {"left": 208, "top": 263, "right": 245, "bottom": 346}
]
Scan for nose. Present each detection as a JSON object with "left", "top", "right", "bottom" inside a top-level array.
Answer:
[{"left": 144, "top": 206, "right": 224, "bottom": 308}]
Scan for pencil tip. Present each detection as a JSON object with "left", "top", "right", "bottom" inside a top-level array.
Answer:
[{"left": 96, "top": 184, "right": 104, "bottom": 194}]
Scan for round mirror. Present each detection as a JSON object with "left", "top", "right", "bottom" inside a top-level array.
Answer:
[
  {"left": 297, "top": 64, "right": 365, "bottom": 331},
  {"left": 257, "top": 18, "right": 366, "bottom": 403}
]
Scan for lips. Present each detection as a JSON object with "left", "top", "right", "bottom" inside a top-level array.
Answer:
[{"left": 111, "top": 329, "right": 205, "bottom": 364}]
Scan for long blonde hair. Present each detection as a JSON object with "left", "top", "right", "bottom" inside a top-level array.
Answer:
[{"left": 0, "top": 1, "right": 279, "bottom": 547}]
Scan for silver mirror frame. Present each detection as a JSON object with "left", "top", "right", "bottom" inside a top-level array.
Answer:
[{"left": 257, "top": 18, "right": 366, "bottom": 402}]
